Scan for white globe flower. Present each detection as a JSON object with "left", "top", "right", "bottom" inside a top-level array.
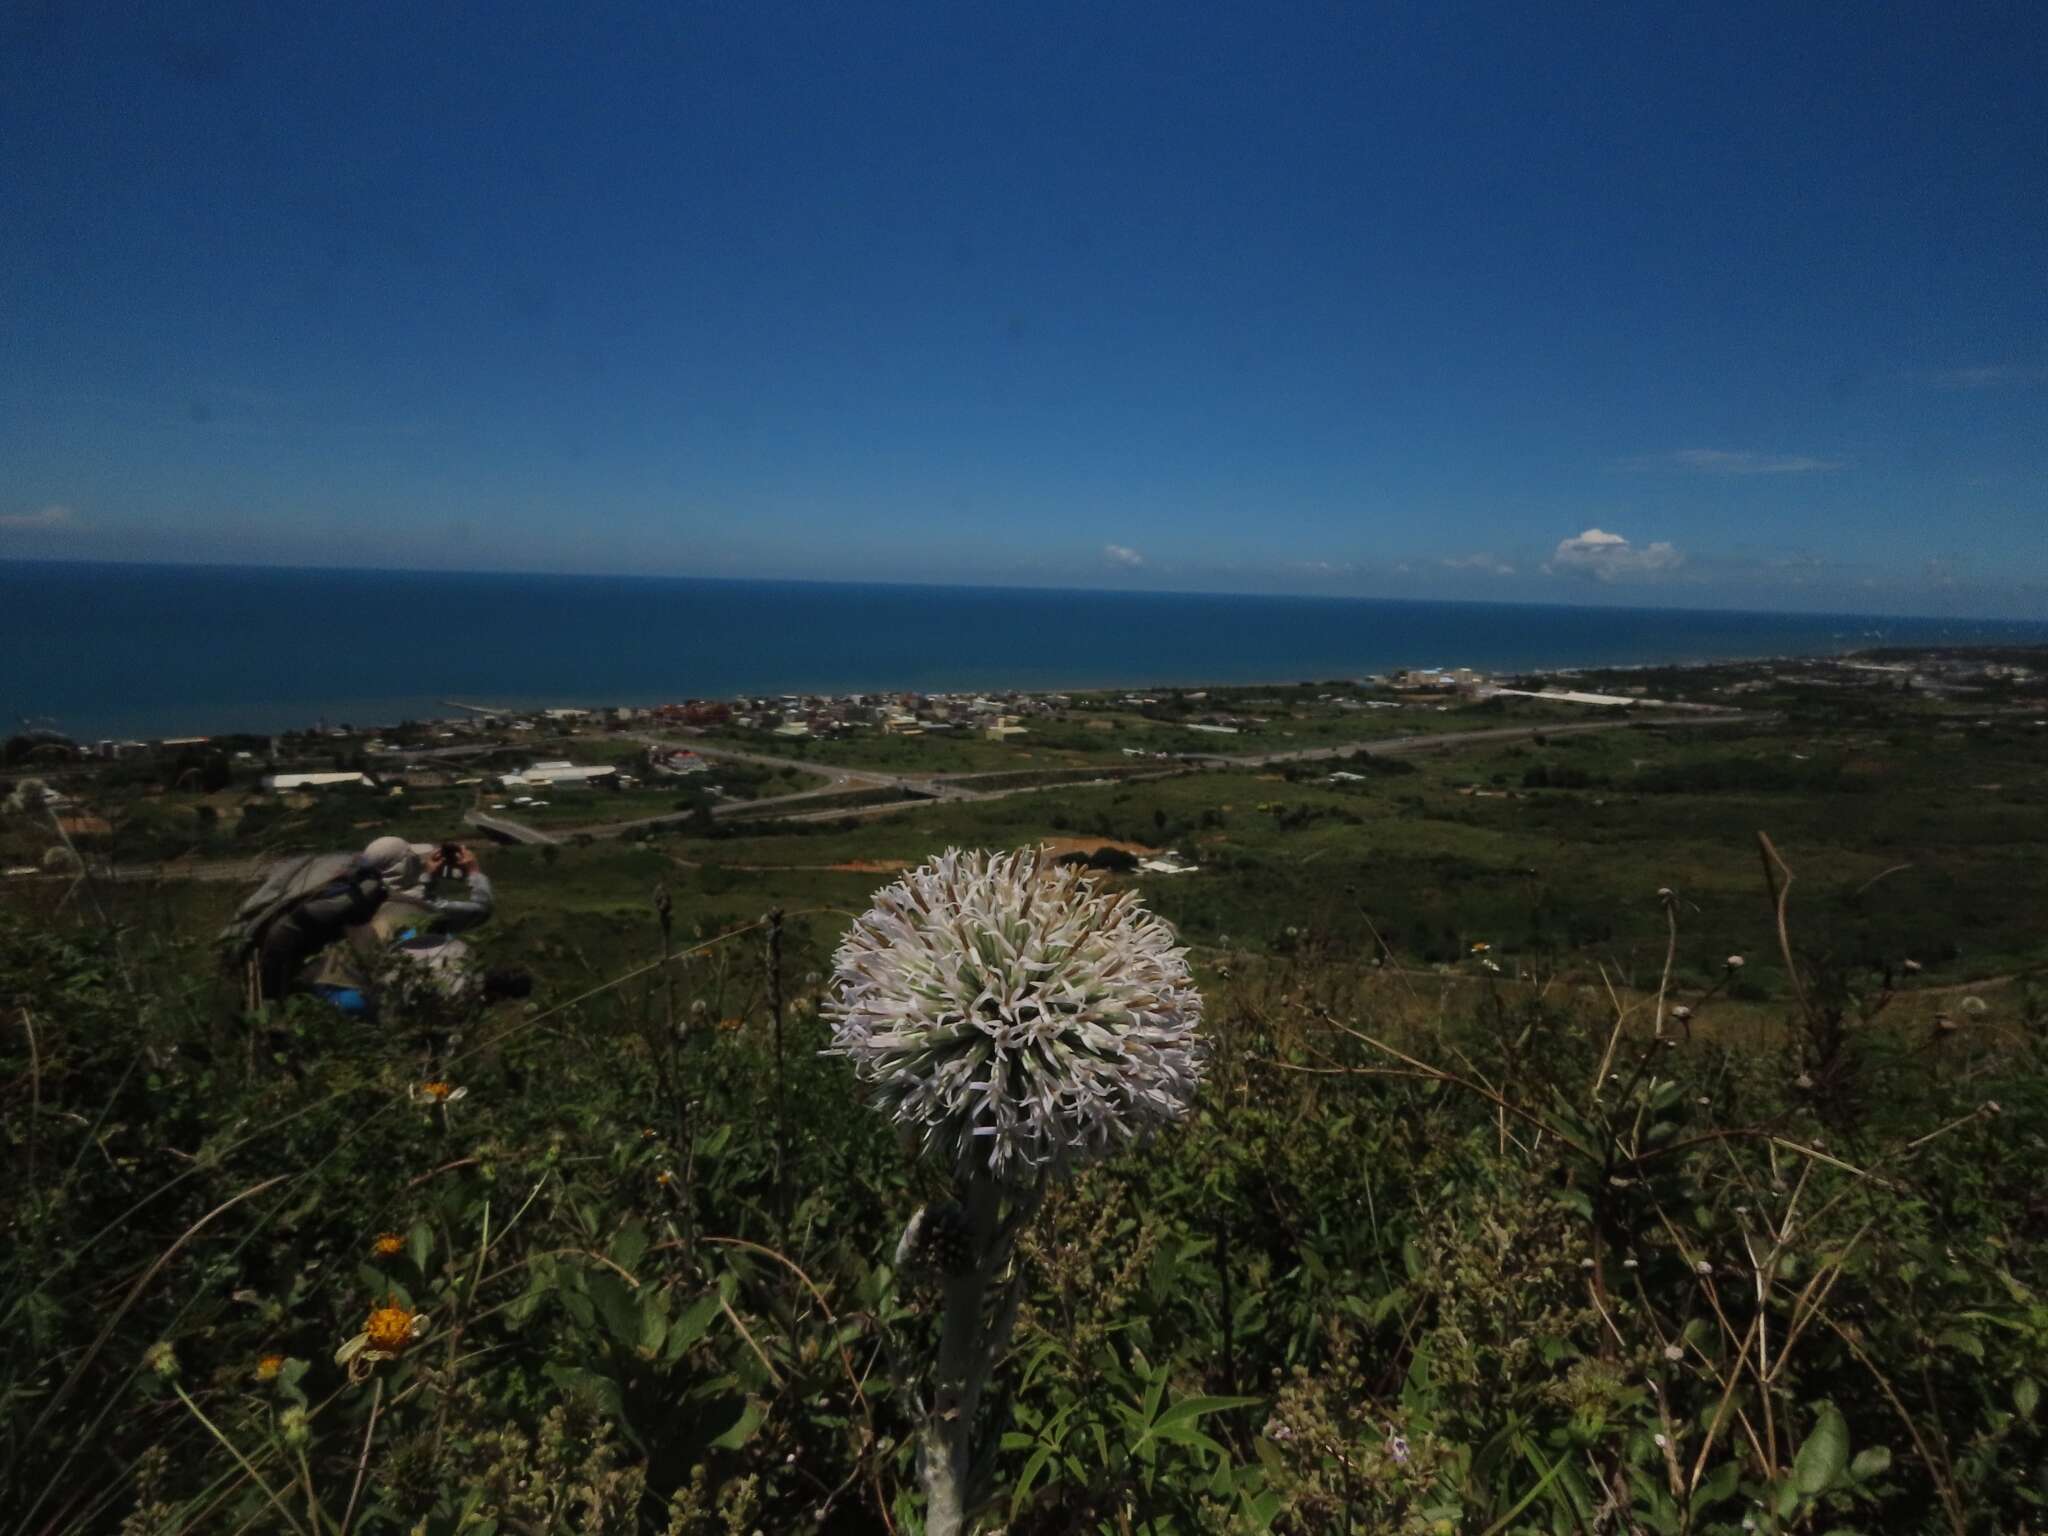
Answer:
[{"left": 825, "top": 847, "right": 1205, "bottom": 1181}]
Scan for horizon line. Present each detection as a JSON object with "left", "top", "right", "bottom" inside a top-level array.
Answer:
[{"left": 3, "top": 553, "right": 2039, "bottom": 630}]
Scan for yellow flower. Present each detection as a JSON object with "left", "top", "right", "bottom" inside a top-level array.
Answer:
[
  {"left": 255, "top": 1353, "right": 286, "bottom": 1382},
  {"left": 408, "top": 1080, "right": 469, "bottom": 1105},
  {"left": 371, "top": 1232, "right": 405, "bottom": 1258},
  {"left": 719, "top": 1016, "right": 743, "bottom": 1032},
  {"left": 655, "top": 1169, "right": 674, "bottom": 1187}
]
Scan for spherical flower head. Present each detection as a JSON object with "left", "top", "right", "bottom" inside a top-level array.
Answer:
[
  {"left": 825, "top": 847, "right": 1205, "bottom": 1182},
  {"left": 255, "top": 1353, "right": 286, "bottom": 1382},
  {"left": 371, "top": 1232, "right": 405, "bottom": 1258}
]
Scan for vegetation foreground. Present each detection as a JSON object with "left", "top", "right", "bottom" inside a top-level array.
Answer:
[{"left": 3, "top": 669, "right": 2047, "bottom": 1534}]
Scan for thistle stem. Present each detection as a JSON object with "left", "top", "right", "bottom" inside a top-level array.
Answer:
[{"left": 920, "top": 1176, "right": 1002, "bottom": 1536}]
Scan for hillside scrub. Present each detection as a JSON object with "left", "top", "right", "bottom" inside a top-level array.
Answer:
[{"left": 1, "top": 851, "right": 2044, "bottom": 1534}]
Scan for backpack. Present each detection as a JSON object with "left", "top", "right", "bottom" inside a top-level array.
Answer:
[{"left": 217, "top": 852, "right": 389, "bottom": 965}]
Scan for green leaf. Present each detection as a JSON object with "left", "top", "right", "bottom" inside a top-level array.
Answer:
[
  {"left": 1935, "top": 1327, "right": 1985, "bottom": 1362},
  {"left": 1142, "top": 1395, "right": 1259, "bottom": 1447},
  {"left": 710, "top": 1396, "right": 765, "bottom": 1449},
  {"left": 584, "top": 1269, "right": 641, "bottom": 1347},
  {"left": 637, "top": 1297, "right": 667, "bottom": 1360},
  {"left": 1691, "top": 1459, "right": 1740, "bottom": 1510},
  {"left": 610, "top": 1220, "right": 649, "bottom": 1276},
  {"left": 2014, "top": 1377, "right": 2039, "bottom": 1421},
  {"left": 1793, "top": 1404, "right": 1849, "bottom": 1495},
  {"left": 1849, "top": 1446, "right": 1892, "bottom": 1481},
  {"left": 408, "top": 1221, "right": 433, "bottom": 1275},
  {"left": 1011, "top": 1445, "right": 1057, "bottom": 1515}
]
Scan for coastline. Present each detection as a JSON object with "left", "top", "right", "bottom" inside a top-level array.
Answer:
[{"left": 7, "top": 560, "right": 2045, "bottom": 742}]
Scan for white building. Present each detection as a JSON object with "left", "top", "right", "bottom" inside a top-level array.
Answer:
[
  {"left": 498, "top": 760, "right": 620, "bottom": 789},
  {"left": 263, "top": 772, "right": 374, "bottom": 792}
]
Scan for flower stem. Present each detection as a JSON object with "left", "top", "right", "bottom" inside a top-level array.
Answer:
[{"left": 920, "top": 1176, "right": 1002, "bottom": 1536}]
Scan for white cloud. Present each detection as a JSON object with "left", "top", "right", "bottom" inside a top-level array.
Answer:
[
  {"left": 1289, "top": 558, "right": 1358, "bottom": 576},
  {"left": 1620, "top": 449, "right": 1845, "bottom": 475},
  {"left": 0, "top": 503, "right": 78, "bottom": 530},
  {"left": 1102, "top": 543, "right": 1144, "bottom": 569},
  {"left": 1544, "top": 527, "right": 1684, "bottom": 583},
  {"left": 1440, "top": 552, "right": 1515, "bottom": 576}
]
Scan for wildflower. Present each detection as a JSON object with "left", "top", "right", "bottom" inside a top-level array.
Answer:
[
  {"left": 655, "top": 1169, "right": 674, "bottom": 1187},
  {"left": 641, "top": 1127, "right": 656, "bottom": 1139},
  {"left": 255, "top": 1353, "right": 286, "bottom": 1382},
  {"left": 1653, "top": 1432, "right": 1669, "bottom": 1448},
  {"left": 1695, "top": 1095, "right": 1710, "bottom": 1106},
  {"left": 1663, "top": 1343, "right": 1683, "bottom": 1362},
  {"left": 335, "top": 1297, "right": 430, "bottom": 1372},
  {"left": 1471, "top": 941, "right": 1489, "bottom": 953},
  {"left": 1725, "top": 955, "right": 1745, "bottom": 970},
  {"left": 409, "top": 1080, "right": 468, "bottom": 1105},
  {"left": 1795, "top": 1072, "right": 1814, "bottom": 1090},
  {"left": 370, "top": 1232, "right": 405, "bottom": 1258},
  {"left": 1386, "top": 1431, "right": 1411, "bottom": 1464},
  {"left": 824, "top": 847, "right": 1204, "bottom": 1181},
  {"left": 1656, "top": 886, "right": 1673, "bottom": 899},
  {"left": 1622, "top": 1256, "right": 1638, "bottom": 1269},
  {"left": 1671, "top": 1005, "right": 1692, "bottom": 1022},
  {"left": 144, "top": 1341, "right": 178, "bottom": 1380},
  {"left": 1262, "top": 1416, "right": 1294, "bottom": 1442},
  {"left": 1695, "top": 1259, "right": 1713, "bottom": 1276}
]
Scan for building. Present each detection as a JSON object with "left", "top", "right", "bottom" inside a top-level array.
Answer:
[
  {"left": 772, "top": 721, "right": 812, "bottom": 739},
  {"left": 498, "top": 760, "right": 620, "bottom": 789},
  {"left": 648, "top": 747, "right": 710, "bottom": 776},
  {"left": 262, "top": 772, "right": 375, "bottom": 791}
]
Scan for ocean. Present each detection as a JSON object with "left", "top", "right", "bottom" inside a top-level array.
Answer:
[{"left": 5, "top": 560, "right": 2044, "bottom": 741}]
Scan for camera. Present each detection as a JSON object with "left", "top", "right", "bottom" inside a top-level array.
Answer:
[{"left": 438, "top": 841, "right": 466, "bottom": 878}]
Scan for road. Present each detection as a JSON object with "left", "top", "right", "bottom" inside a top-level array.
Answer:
[
  {"left": 15, "top": 710, "right": 1753, "bottom": 875},
  {"left": 1195, "top": 710, "right": 1756, "bottom": 769}
]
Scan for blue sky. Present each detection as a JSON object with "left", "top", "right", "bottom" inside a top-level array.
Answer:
[{"left": 3, "top": 2, "right": 2043, "bottom": 615}]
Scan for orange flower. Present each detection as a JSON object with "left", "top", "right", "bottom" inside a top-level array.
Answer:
[
  {"left": 335, "top": 1295, "right": 431, "bottom": 1371},
  {"left": 364, "top": 1300, "right": 421, "bottom": 1355},
  {"left": 255, "top": 1353, "right": 286, "bottom": 1381},
  {"left": 371, "top": 1232, "right": 405, "bottom": 1258}
]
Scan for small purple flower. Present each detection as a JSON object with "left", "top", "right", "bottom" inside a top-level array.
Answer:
[{"left": 1387, "top": 1432, "right": 1410, "bottom": 1464}]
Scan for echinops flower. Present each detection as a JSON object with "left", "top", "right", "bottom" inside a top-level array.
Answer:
[{"left": 825, "top": 847, "right": 1204, "bottom": 1181}]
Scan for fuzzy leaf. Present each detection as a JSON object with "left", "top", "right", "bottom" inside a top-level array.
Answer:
[{"left": 1793, "top": 1404, "right": 1849, "bottom": 1495}]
